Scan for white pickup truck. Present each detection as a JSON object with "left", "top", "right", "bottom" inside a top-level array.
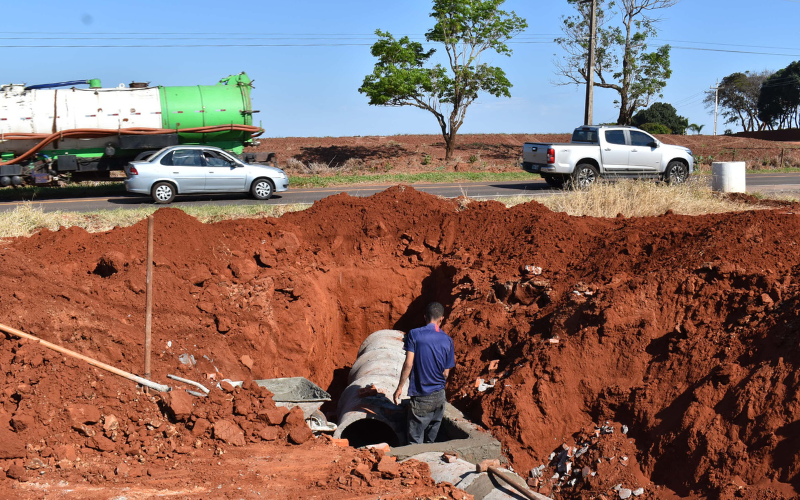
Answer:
[{"left": 522, "top": 125, "right": 694, "bottom": 188}]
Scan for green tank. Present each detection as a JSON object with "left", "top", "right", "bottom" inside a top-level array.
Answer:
[{"left": 159, "top": 73, "right": 257, "bottom": 152}]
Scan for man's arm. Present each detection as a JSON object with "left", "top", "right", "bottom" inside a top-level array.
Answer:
[
  {"left": 443, "top": 368, "right": 450, "bottom": 379},
  {"left": 393, "top": 351, "right": 414, "bottom": 405}
]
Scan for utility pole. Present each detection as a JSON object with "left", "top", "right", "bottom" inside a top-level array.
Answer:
[
  {"left": 583, "top": 0, "right": 597, "bottom": 125},
  {"left": 710, "top": 79, "right": 719, "bottom": 135}
]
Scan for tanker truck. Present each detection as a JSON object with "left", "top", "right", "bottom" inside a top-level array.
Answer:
[{"left": 0, "top": 72, "right": 272, "bottom": 186}]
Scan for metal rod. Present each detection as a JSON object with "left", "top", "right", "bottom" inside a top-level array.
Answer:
[
  {"left": 0, "top": 322, "right": 171, "bottom": 393},
  {"left": 167, "top": 374, "right": 211, "bottom": 394},
  {"left": 144, "top": 215, "right": 154, "bottom": 380}
]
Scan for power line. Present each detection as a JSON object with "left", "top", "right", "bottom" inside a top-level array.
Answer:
[
  {"left": 671, "top": 46, "right": 800, "bottom": 57},
  {"left": 655, "top": 38, "right": 800, "bottom": 52}
]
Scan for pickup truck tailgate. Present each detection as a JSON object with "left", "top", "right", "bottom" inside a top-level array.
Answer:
[{"left": 523, "top": 143, "right": 550, "bottom": 164}]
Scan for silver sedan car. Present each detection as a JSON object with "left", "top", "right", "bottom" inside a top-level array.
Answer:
[{"left": 123, "top": 145, "right": 289, "bottom": 204}]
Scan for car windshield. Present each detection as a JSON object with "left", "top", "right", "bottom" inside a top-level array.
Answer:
[{"left": 572, "top": 128, "right": 599, "bottom": 143}]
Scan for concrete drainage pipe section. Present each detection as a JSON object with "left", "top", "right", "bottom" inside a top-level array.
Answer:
[{"left": 334, "top": 329, "right": 409, "bottom": 448}]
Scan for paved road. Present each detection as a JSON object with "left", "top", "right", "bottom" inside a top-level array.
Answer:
[{"left": 1, "top": 173, "right": 800, "bottom": 213}]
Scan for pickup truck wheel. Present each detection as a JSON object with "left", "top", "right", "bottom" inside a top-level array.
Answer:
[
  {"left": 571, "top": 163, "right": 599, "bottom": 189},
  {"left": 664, "top": 161, "right": 689, "bottom": 184},
  {"left": 542, "top": 173, "right": 566, "bottom": 188}
]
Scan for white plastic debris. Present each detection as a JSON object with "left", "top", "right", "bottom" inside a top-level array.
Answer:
[
  {"left": 167, "top": 341, "right": 172, "bottom": 348},
  {"left": 178, "top": 353, "right": 196, "bottom": 366},
  {"left": 619, "top": 488, "right": 632, "bottom": 499},
  {"left": 476, "top": 378, "right": 495, "bottom": 392},
  {"left": 632, "top": 488, "right": 644, "bottom": 496},
  {"left": 524, "top": 265, "right": 543, "bottom": 275},
  {"left": 622, "top": 425, "right": 629, "bottom": 434}
]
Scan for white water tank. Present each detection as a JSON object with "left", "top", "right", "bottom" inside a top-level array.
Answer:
[{"left": 711, "top": 161, "right": 746, "bottom": 193}]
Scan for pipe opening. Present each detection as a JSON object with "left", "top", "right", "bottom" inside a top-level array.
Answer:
[{"left": 340, "top": 418, "right": 400, "bottom": 448}]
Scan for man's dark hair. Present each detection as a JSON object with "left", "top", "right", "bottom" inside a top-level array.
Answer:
[{"left": 426, "top": 302, "right": 444, "bottom": 322}]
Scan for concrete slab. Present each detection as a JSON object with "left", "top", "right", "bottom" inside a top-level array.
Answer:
[{"left": 388, "top": 403, "right": 502, "bottom": 465}]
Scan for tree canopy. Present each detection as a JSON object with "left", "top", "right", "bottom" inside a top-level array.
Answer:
[
  {"left": 555, "top": 0, "right": 677, "bottom": 125},
  {"left": 704, "top": 71, "right": 772, "bottom": 132},
  {"left": 632, "top": 102, "right": 688, "bottom": 134},
  {"left": 359, "top": 0, "right": 527, "bottom": 160},
  {"left": 757, "top": 61, "right": 800, "bottom": 130}
]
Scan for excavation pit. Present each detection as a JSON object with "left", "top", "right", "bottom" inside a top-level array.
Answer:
[{"left": 3, "top": 187, "right": 800, "bottom": 499}]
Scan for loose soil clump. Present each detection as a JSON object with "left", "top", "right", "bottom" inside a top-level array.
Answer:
[{"left": 2, "top": 187, "right": 800, "bottom": 499}]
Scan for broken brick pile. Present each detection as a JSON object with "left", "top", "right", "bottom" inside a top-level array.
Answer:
[
  {"left": 331, "top": 447, "right": 471, "bottom": 499},
  {"left": 0, "top": 338, "right": 312, "bottom": 484}
]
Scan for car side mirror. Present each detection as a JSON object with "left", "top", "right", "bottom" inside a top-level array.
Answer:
[{"left": 648, "top": 141, "right": 659, "bottom": 148}]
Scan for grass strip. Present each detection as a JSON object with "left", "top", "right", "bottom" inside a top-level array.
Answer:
[
  {"left": 490, "top": 178, "right": 763, "bottom": 217},
  {"left": 287, "top": 171, "right": 540, "bottom": 188},
  {"left": 0, "top": 203, "right": 311, "bottom": 240}
]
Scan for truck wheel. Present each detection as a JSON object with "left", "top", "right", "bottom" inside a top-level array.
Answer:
[
  {"left": 251, "top": 178, "right": 274, "bottom": 200},
  {"left": 542, "top": 174, "right": 566, "bottom": 188},
  {"left": 571, "top": 163, "right": 599, "bottom": 189},
  {"left": 664, "top": 161, "right": 689, "bottom": 184},
  {"left": 151, "top": 182, "right": 176, "bottom": 204}
]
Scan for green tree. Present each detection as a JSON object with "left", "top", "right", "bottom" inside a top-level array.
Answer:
[
  {"left": 631, "top": 102, "right": 688, "bottom": 134},
  {"left": 359, "top": 0, "right": 527, "bottom": 160},
  {"left": 639, "top": 122, "right": 671, "bottom": 134},
  {"left": 687, "top": 123, "right": 705, "bottom": 135},
  {"left": 757, "top": 61, "right": 800, "bottom": 130},
  {"left": 555, "top": 0, "right": 676, "bottom": 125},
  {"left": 703, "top": 71, "right": 772, "bottom": 132}
]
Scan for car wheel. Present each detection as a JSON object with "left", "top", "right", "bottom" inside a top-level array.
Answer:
[
  {"left": 664, "top": 161, "right": 689, "bottom": 184},
  {"left": 251, "top": 178, "right": 274, "bottom": 200},
  {"left": 542, "top": 173, "right": 566, "bottom": 188},
  {"left": 151, "top": 182, "right": 176, "bottom": 204},
  {"left": 571, "top": 163, "right": 599, "bottom": 189}
]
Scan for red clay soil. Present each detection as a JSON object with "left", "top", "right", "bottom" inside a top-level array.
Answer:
[
  {"left": 2, "top": 188, "right": 800, "bottom": 498},
  {"left": 247, "top": 133, "right": 800, "bottom": 172}
]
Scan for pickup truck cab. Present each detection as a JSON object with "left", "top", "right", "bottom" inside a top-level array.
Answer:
[{"left": 522, "top": 125, "right": 693, "bottom": 188}]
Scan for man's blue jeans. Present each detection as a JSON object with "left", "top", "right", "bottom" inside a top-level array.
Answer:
[{"left": 407, "top": 389, "right": 446, "bottom": 444}]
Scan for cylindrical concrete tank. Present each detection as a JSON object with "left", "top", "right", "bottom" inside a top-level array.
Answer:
[
  {"left": 334, "top": 329, "right": 409, "bottom": 448},
  {"left": 711, "top": 161, "right": 746, "bottom": 193}
]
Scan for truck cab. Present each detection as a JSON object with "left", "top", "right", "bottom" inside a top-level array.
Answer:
[{"left": 522, "top": 126, "right": 694, "bottom": 188}]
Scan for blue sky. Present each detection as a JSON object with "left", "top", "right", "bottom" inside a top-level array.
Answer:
[{"left": 3, "top": 0, "right": 800, "bottom": 137}]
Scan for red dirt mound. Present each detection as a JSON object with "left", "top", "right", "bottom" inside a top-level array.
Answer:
[{"left": 2, "top": 187, "right": 800, "bottom": 499}]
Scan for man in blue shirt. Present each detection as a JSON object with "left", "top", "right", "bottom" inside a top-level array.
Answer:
[{"left": 393, "top": 302, "right": 456, "bottom": 444}]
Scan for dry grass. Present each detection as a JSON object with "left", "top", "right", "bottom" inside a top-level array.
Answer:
[
  {"left": 493, "top": 178, "right": 766, "bottom": 217},
  {"left": 0, "top": 179, "right": 789, "bottom": 241},
  {"left": 0, "top": 203, "right": 311, "bottom": 240}
]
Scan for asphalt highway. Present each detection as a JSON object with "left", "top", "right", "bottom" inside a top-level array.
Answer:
[{"left": 1, "top": 173, "right": 800, "bottom": 213}]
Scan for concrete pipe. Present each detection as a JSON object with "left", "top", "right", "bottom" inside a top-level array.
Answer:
[
  {"left": 334, "top": 329, "right": 409, "bottom": 448},
  {"left": 711, "top": 161, "right": 746, "bottom": 193}
]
